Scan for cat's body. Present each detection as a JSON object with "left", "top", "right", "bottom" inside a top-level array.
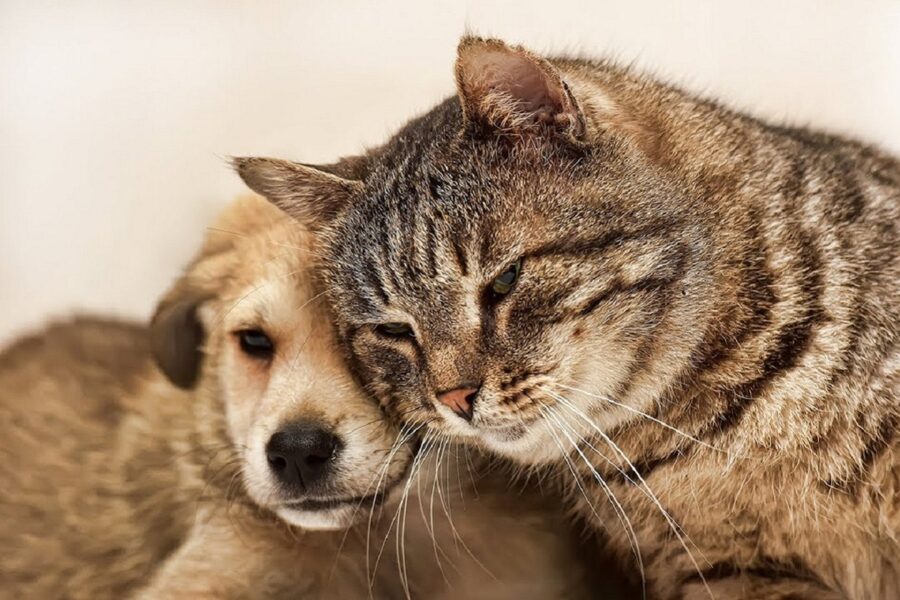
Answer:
[
  {"left": 536, "top": 56, "right": 900, "bottom": 600},
  {"left": 237, "top": 38, "right": 899, "bottom": 599}
]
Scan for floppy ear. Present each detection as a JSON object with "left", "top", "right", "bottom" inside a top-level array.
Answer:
[
  {"left": 150, "top": 196, "right": 252, "bottom": 388},
  {"left": 232, "top": 157, "right": 363, "bottom": 230},
  {"left": 150, "top": 287, "right": 207, "bottom": 389},
  {"left": 455, "top": 36, "right": 586, "bottom": 139}
]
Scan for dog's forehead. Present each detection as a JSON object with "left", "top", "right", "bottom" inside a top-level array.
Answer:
[
  {"left": 227, "top": 271, "right": 314, "bottom": 328},
  {"left": 213, "top": 220, "right": 324, "bottom": 333}
]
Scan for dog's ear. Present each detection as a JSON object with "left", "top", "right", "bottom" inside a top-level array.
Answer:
[
  {"left": 150, "top": 199, "right": 248, "bottom": 388},
  {"left": 150, "top": 285, "right": 207, "bottom": 389}
]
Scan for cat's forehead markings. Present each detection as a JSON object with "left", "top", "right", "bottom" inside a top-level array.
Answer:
[{"left": 458, "top": 270, "right": 482, "bottom": 329}]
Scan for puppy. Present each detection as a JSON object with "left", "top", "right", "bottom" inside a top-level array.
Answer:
[{"left": 0, "top": 195, "right": 592, "bottom": 599}]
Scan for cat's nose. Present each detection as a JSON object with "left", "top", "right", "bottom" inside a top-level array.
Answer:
[{"left": 437, "top": 386, "right": 480, "bottom": 421}]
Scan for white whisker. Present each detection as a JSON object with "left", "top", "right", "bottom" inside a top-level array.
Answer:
[
  {"left": 435, "top": 437, "right": 496, "bottom": 580},
  {"left": 555, "top": 383, "right": 721, "bottom": 453},
  {"left": 366, "top": 421, "right": 424, "bottom": 595},
  {"left": 546, "top": 390, "right": 714, "bottom": 599},
  {"left": 536, "top": 400, "right": 647, "bottom": 598}
]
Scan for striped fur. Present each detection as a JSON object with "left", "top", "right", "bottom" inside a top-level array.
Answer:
[{"left": 242, "top": 37, "right": 899, "bottom": 599}]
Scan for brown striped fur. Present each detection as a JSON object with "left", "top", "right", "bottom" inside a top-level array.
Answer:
[{"left": 238, "top": 37, "right": 899, "bottom": 599}]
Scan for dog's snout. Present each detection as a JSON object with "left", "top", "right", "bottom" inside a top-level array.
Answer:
[{"left": 266, "top": 422, "right": 340, "bottom": 490}]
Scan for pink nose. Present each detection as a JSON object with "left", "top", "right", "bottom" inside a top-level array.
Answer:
[{"left": 436, "top": 387, "right": 479, "bottom": 421}]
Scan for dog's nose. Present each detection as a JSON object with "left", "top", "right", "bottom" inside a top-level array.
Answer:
[
  {"left": 436, "top": 386, "right": 480, "bottom": 421},
  {"left": 266, "top": 422, "right": 341, "bottom": 490}
]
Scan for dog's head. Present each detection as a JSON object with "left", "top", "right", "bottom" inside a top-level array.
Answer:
[{"left": 150, "top": 194, "right": 413, "bottom": 530}]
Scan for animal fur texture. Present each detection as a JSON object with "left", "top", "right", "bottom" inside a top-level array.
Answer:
[
  {"left": 236, "top": 36, "right": 900, "bottom": 599},
  {"left": 0, "top": 195, "right": 594, "bottom": 599}
]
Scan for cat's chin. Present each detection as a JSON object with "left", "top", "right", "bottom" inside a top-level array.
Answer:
[
  {"left": 429, "top": 412, "right": 564, "bottom": 465},
  {"left": 478, "top": 425, "right": 563, "bottom": 465}
]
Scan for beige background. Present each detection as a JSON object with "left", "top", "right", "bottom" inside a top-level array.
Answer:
[{"left": 2, "top": 0, "right": 899, "bottom": 344}]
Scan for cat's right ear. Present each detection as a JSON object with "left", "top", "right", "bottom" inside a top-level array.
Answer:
[
  {"left": 231, "top": 157, "right": 363, "bottom": 230},
  {"left": 455, "top": 36, "right": 586, "bottom": 140}
]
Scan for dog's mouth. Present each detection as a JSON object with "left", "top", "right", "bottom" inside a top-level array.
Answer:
[
  {"left": 257, "top": 436, "right": 417, "bottom": 531},
  {"left": 276, "top": 454, "right": 415, "bottom": 528},
  {"left": 274, "top": 482, "right": 405, "bottom": 531},
  {"left": 282, "top": 492, "right": 383, "bottom": 512}
]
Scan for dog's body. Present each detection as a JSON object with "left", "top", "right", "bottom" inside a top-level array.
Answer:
[{"left": 0, "top": 197, "right": 596, "bottom": 599}]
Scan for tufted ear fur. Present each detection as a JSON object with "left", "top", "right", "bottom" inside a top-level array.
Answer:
[
  {"left": 455, "top": 36, "right": 586, "bottom": 139},
  {"left": 232, "top": 156, "right": 364, "bottom": 231},
  {"left": 455, "top": 36, "right": 662, "bottom": 159}
]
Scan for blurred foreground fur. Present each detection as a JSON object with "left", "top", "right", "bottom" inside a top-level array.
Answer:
[{"left": 0, "top": 196, "right": 602, "bottom": 599}]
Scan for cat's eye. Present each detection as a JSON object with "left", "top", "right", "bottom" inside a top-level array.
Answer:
[
  {"left": 375, "top": 322, "right": 415, "bottom": 338},
  {"left": 487, "top": 259, "right": 522, "bottom": 301},
  {"left": 235, "top": 329, "right": 275, "bottom": 359}
]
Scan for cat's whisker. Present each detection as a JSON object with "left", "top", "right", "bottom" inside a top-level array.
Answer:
[
  {"left": 337, "top": 425, "right": 415, "bottom": 585},
  {"left": 380, "top": 445, "right": 420, "bottom": 599},
  {"left": 452, "top": 440, "right": 466, "bottom": 505},
  {"left": 435, "top": 440, "right": 455, "bottom": 529},
  {"left": 462, "top": 445, "right": 480, "bottom": 498},
  {"left": 554, "top": 382, "right": 720, "bottom": 453},
  {"left": 533, "top": 401, "right": 634, "bottom": 589},
  {"left": 416, "top": 433, "right": 455, "bottom": 587},
  {"left": 433, "top": 436, "right": 496, "bottom": 581},
  {"left": 534, "top": 398, "right": 647, "bottom": 598},
  {"left": 365, "top": 421, "right": 424, "bottom": 594},
  {"left": 396, "top": 458, "right": 418, "bottom": 599},
  {"left": 372, "top": 420, "right": 435, "bottom": 600},
  {"left": 546, "top": 390, "right": 714, "bottom": 600}
]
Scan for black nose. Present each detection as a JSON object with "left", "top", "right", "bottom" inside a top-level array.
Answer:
[{"left": 265, "top": 422, "right": 341, "bottom": 491}]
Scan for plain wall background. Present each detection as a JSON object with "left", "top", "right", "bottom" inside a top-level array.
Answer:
[{"left": 2, "top": 0, "right": 899, "bottom": 344}]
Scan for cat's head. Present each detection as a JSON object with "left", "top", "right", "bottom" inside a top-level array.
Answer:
[{"left": 235, "top": 37, "right": 716, "bottom": 464}]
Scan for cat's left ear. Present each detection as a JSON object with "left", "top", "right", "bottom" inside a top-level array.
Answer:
[
  {"left": 455, "top": 36, "right": 586, "bottom": 140},
  {"left": 232, "top": 157, "right": 363, "bottom": 230}
]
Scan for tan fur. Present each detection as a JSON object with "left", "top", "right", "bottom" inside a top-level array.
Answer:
[{"left": 0, "top": 196, "right": 594, "bottom": 599}]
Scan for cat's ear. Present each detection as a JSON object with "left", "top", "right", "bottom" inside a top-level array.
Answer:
[
  {"left": 232, "top": 157, "right": 363, "bottom": 230},
  {"left": 455, "top": 36, "right": 586, "bottom": 139}
]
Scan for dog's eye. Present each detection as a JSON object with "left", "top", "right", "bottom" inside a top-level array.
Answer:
[
  {"left": 375, "top": 322, "right": 414, "bottom": 339},
  {"left": 236, "top": 329, "right": 274, "bottom": 359},
  {"left": 486, "top": 259, "right": 522, "bottom": 303}
]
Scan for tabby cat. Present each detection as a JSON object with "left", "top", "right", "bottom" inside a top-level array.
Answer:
[{"left": 235, "top": 37, "right": 900, "bottom": 599}]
